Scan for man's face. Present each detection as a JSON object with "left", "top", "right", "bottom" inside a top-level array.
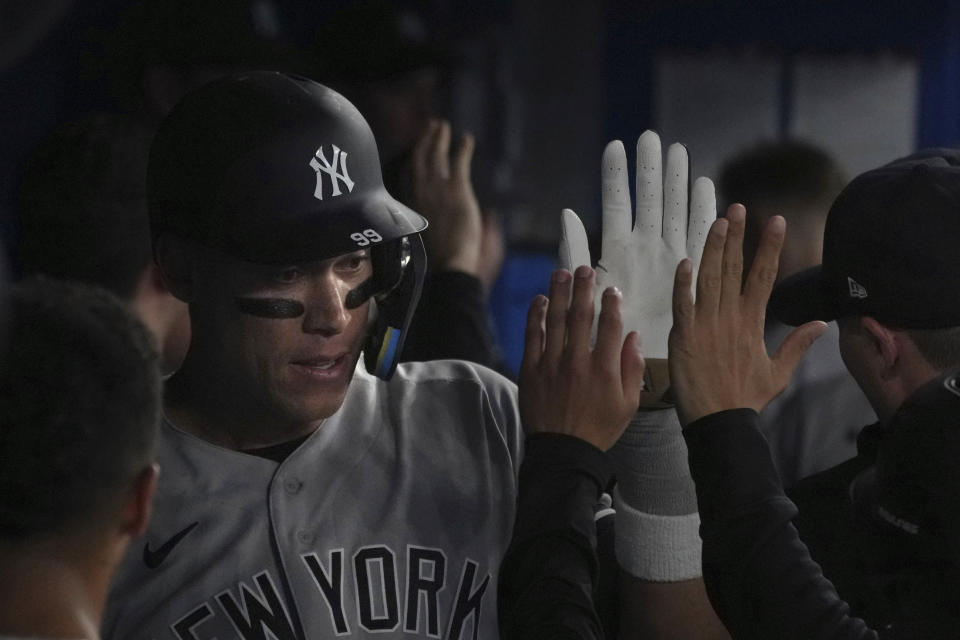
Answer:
[{"left": 189, "top": 248, "right": 373, "bottom": 427}]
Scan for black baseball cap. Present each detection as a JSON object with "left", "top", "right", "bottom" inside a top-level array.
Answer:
[{"left": 770, "top": 149, "right": 960, "bottom": 328}]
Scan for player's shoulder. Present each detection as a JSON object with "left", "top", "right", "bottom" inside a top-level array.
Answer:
[
  {"left": 350, "top": 358, "right": 517, "bottom": 398},
  {"left": 353, "top": 359, "right": 520, "bottom": 434},
  {"left": 392, "top": 358, "right": 516, "bottom": 390},
  {"left": 347, "top": 359, "right": 522, "bottom": 451}
]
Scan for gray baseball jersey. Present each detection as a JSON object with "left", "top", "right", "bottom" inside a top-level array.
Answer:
[{"left": 102, "top": 359, "right": 523, "bottom": 640}]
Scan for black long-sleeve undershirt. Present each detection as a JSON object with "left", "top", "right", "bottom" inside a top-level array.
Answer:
[
  {"left": 499, "top": 434, "right": 612, "bottom": 640},
  {"left": 684, "top": 409, "right": 882, "bottom": 639}
]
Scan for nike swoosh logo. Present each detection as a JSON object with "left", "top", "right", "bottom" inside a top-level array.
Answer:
[{"left": 143, "top": 522, "right": 199, "bottom": 569}]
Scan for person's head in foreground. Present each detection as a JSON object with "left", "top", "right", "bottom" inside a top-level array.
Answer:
[
  {"left": 0, "top": 277, "right": 160, "bottom": 639},
  {"left": 770, "top": 149, "right": 960, "bottom": 565},
  {"left": 151, "top": 71, "right": 428, "bottom": 449},
  {"left": 770, "top": 150, "right": 960, "bottom": 421}
]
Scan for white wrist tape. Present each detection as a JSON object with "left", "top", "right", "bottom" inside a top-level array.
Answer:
[{"left": 613, "top": 485, "right": 703, "bottom": 581}]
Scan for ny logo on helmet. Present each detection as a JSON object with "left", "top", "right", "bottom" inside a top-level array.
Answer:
[{"left": 309, "top": 145, "right": 355, "bottom": 201}]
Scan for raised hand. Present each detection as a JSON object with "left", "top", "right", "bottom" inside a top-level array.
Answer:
[
  {"left": 668, "top": 205, "right": 829, "bottom": 426},
  {"left": 410, "top": 119, "right": 483, "bottom": 275},
  {"left": 559, "top": 130, "right": 715, "bottom": 405},
  {"left": 519, "top": 266, "right": 645, "bottom": 451}
]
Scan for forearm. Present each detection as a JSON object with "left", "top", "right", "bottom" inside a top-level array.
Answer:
[
  {"left": 499, "top": 434, "right": 611, "bottom": 640},
  {"left": 684, "top": 409, "right": 881, "bottom": 640},
  {"left": 609, "top": 409, "right": 702, "bottom": 580},
  {"left": 617, "top": 574, "right": 727, "bottom": 640},
  {"left": 610, "top": 409, "right": 728, "bottom": 639}
]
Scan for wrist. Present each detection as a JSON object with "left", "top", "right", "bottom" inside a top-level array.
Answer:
[
  {"left": 677, "top": 401, "right": 756, "bottom": 428},
  {"left": 638, "top": 358, "right": 673, "bottom": 408},
  {"left": 613, "top": 487, "right": 703, "bottom": 581}
]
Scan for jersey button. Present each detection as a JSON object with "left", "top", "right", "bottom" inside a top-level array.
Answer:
[
  {"left": 284, "top": 478, "right": 302, "bottom": 494},
  {"left": 297, "top": 530, "right": 315, "bottom": 544}
]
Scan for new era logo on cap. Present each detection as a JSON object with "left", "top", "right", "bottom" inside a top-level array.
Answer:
[{"left": 848, "top": 277, "right": 868, "bottom": 299}]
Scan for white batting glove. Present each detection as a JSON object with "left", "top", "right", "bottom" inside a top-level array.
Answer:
[{"left": 559, "top": 131, "right": 716, "bottom": 405}]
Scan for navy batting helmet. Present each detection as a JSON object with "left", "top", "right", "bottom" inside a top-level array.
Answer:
[{"left": 148, "top": 71, "right": 428, "bottom": 379}]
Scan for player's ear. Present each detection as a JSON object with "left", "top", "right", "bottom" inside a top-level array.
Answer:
[
  {"left": 121, "top": 463, "right": 160, "bottom": 538},
  {"left": 130, "top": 263, "right": 171, "bottom": 310},
  {"left": 154, "top": 234, "right": 196, "bottom": 303},
  {"left": 861, "top": 316, "right": 899, "bottom": 378}
]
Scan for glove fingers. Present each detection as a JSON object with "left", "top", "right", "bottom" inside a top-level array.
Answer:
[
  {"left": 561, "top": 209, "right": 602, "bottom": 344},
  {"left": 662, "top": 142, "right": 689, "bottom": 253},
  {"left": 634, "top": 130, "right": 663, "bottom": 237},
  {"left": 559, "top": 208, "right": 592, "bottom": 272},
  {"left": 687, "top": 177, "right": 717, "bottom": 282},
  {"left": 600, "top": 140, "right": 632, "bottom": 253}
]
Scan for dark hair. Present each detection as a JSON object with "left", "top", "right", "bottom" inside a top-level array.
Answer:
[
  {"left": 719, "top": 139, "right": 846, "bottom": 274},
  {"left": 17, "top": 113, "right": 155, "bottom": 300},
  {"left": 718, "top": 139, "right": 847, "bottom": 216},
  {"left": 0, "top": 278, "right": 161, "bottom": 539},
  {"left": 907, "top": 327, "right": 960, "bottom": 371}
]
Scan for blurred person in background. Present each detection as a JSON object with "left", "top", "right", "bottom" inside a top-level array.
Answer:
[
  {"left": 0, "top": 0, "right": 302, "bottom": 249},
  {"left": 719, "top": 140, "right": 876, "bottom": 486},
  {"left": 105, "top": 0, "right": 304, "bottom": 124},
  {"left": 17, "top": 113, "right": 190, "bottom": 375}
]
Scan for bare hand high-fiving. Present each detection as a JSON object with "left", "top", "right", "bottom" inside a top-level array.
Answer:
[
  {"left": 668, "top": 205, "right": 828, "bottom": 426},
  {"left": 519, "top": 266, "right": 645, "bottom": 451}
]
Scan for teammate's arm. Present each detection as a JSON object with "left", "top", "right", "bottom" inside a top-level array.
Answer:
[
  {"left": 499, "top": 266, "right": 643, "bottom": 639},
  {"left": 667, "top": 208, "right": 883, "bottom": 639}
]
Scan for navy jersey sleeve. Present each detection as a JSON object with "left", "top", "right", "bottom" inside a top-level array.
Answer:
[
  {"left": 498, "top": 433, "right": 612, "bottom": 640},
  {"left": 684, "top": 409, "right": 886, "bottom": 640}
]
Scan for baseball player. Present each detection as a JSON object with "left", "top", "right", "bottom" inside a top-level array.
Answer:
[{"left": 102, "top": 72, "right": 522, "bottom": 639}]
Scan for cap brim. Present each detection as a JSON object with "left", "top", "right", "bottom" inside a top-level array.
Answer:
[{"left": 769, "top": 265, "right": 837, "bottom": 326}]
